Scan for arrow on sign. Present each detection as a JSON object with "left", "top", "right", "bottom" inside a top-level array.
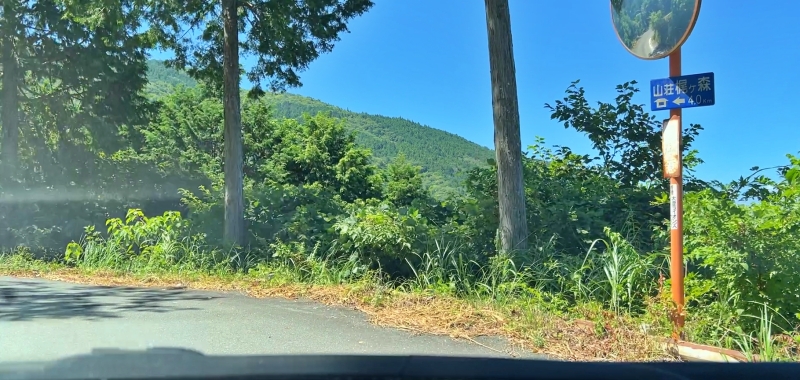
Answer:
[{"left": 673, "top": 98, "right": 686, "bottom": 105}]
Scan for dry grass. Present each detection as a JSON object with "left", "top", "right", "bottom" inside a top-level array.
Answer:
[{"left": 1, "top": 267, "right": 674, "bottom": 362}]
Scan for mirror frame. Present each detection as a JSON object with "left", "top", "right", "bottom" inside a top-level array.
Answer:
[{"left": 610, "top": 0, "right": 702, "bottom": 60}]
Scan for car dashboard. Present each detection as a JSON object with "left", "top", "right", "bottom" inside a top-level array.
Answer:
[{"left": 0, "top": 348, "right": 796, "bottom": 380}]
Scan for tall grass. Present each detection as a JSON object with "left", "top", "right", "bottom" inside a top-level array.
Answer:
[{"left": 1, "top": 210, "right": 796, "bottom": 362}]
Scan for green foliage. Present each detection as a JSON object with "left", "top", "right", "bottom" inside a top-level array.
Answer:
[
  {"left": 546, "top": 80, "right": 704, "bottom": 188},
  {"left": 333, "top": 199, "right": 433, "bottom": 277},
  {"left": 462, "top": 138, "right": 667, "bottom": 262},
  {"left": 649, "top": 0, "right": 694, "bottom": 50},
  {"left": 3, "top": 41, "right": 798, "bottom": 357},
  {"left": 264, "top": 113, "right": 383, "bottom": 202},
  {"left": 263, "top": 92, "right": 495, "bottom": 198},
  {"left": 147, "top": 0, "right": 374, "bottom": 94},
  {"left": 3, "top": 0, "right": 796, "bottom": 361},
  {"left": 64, "top": 208, "right": 227, "bottom": 271},
  {"left": 1, "top": 0, "right": 155, "bottom": 173},
  {"left": 612, "top": 0, "right": 695, "bottom": 54},
  {"left": 576, "top": 227, "right": 664, "bottom": 314},
  {"left": 145, "top": 60, "right": 197, "bottom": 97},
  {"left": 385, "top": 154, "right": 428, "bottom": 207},
  {"left": 143, "top": 60, "right": 494, "bottom": 198},
  {"left": 0, "top": 0, "right": 163, "bottom": 254},
  {"left": 678, "top": 154, "right": 800, "bottom": 340}
]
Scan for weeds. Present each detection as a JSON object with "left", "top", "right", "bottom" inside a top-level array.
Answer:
[{"left": 1, "top": 208, "right": 797, "bottom": 362}]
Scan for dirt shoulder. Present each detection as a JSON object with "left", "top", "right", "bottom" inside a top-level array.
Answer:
[{"left": 0, "top": 265, "right": 674, "bottom": 362}]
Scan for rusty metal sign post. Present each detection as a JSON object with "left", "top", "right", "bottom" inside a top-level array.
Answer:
[{"left": 610, "top": 0, "right": 715, "bottom": 339}]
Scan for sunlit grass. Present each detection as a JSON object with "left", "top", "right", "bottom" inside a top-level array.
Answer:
[
  {"left": 0, "top": 243, "right": 658, "bottom": 361},
  {"left": 1, "top": 227, "right": 796, "bottom": 362}
]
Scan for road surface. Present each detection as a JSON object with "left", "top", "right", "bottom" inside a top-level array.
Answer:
[
  {"left": 0, "top": 276, "right": 540, "bottom": 363},
  {"left": 632, "top": 28, "right": 656, "bottom": 57}
]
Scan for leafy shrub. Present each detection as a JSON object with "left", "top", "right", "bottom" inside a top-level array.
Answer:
[
  {"left": 681, "top": 154, "right": 800, "bottom": 337},
  {"left": 332, "top": 199, "right": 435, "bottom": 277},
  {"left": 64, "top": 209, "right": 226, "bottom": 271}
]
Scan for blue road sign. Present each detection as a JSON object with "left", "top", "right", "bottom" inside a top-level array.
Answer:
[{"left": 650, "top": 72, "right": 715, "bottom": 112}]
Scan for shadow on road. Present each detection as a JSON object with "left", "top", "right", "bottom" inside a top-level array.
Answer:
[{"left": 0, "top": 279, "right": 219, "bottom": 321}]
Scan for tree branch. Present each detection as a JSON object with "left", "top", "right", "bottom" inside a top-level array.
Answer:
[{"left": 240, "top": 1, "right": 262, "bottom": 25}]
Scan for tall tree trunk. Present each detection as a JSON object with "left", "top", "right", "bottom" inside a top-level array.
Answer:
[
  {"left": 221, "top": 0, "right": 246, "bottom": 253},
  {"left": 1, "top": 1, "right": 20, "bottom": 175},
  {"left": 484, "top": 0, "right": 528, "bottom": 254}
]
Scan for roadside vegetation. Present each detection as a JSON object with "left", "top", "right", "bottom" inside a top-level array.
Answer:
[
  {"left": 1, "top": 0, "right": 797, "bottom": 363},
  {"left": 2, "top": 65, "right": 798, "bottom": 361}
]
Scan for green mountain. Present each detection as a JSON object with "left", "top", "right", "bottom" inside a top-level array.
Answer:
[
  {"left": 145, "top": 61, "right": 197, "bottom": 97},
  {"left": 145, "top": 60, "right": 494, "bottom": 196}
]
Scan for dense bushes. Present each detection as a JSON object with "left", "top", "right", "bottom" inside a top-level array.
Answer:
[
  {"left": 680, "top": 158, "right": 800, "bottom": 341},
  {"left": 2, "top": 81, "right": 798, "bottom": 356}
]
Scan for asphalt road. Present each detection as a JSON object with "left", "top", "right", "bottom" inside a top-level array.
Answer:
[
  {"left": 0, "top": 276, "right": 539, "bottom": 363},
  {"left": 633, "top": 28, "right": 656, "bottom": 57}
]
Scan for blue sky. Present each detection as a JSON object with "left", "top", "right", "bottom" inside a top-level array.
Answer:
[{"left": 156, "top": 0, "right": 800, "bottom": 183}]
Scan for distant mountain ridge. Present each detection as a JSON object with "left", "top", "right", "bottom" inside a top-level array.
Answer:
[{"left": 145, "top": 60, "right": 494, "bottom": 196}]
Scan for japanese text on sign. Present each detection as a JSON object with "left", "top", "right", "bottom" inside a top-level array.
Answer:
[{"left": 650, "top": 72, "right": 715, "bottom": 112}]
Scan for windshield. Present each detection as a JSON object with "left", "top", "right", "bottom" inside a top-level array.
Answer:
[{"left": 0, "top": 0, "right": 798, "bottom": 367}]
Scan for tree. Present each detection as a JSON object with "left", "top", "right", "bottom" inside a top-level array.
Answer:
[
  {"left": 385, "top": 154, "right": 427, "bottom": 207},
  {"left": 151, "top": 0, "right": 374, "bottom": 250},
  {"left": 262, "top": 113, "right": 383, "bottom": 203},
  {"left": 220, "top": 0, "right": 245, "bottom": 252},
  {"left": 483, "top": 0, "right": 528, "bottom": 254},
  {"left": 1, "top": 0, "right": 157, "bottom": 250},
  {"left": 0, "top": 0, "right": 153, "bottom": 179},
  {"left": 545, "top": 80, "right": 705, "bottom": 189},
  {"left": 1, "top": 1, "right": 20, "bottom": 172}
]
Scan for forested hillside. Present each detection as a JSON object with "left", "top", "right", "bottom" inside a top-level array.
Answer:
[
  {"left": 145, "top": 60, "right": 494, "bottom": 196},
  {"left": 145, "top": 61, "right": 197, "bottom": 97}
]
